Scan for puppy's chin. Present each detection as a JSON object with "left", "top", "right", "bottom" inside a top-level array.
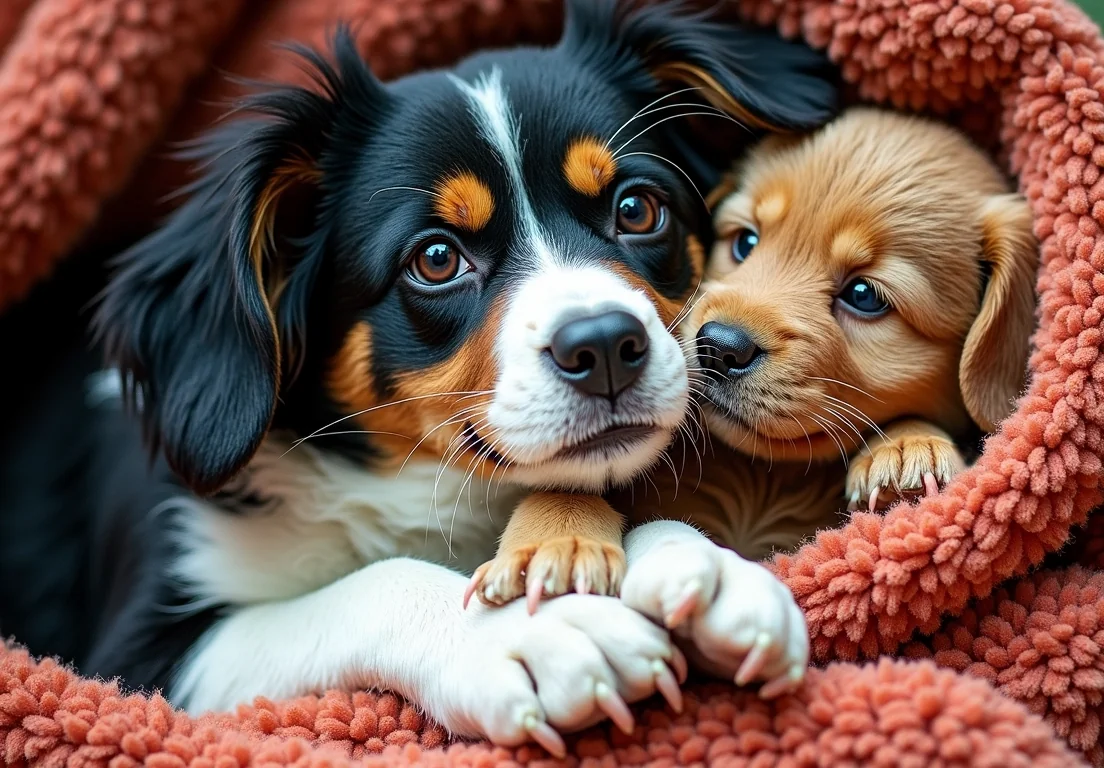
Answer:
[
  {"left": 701, "top": 399, "right": 859, "bottom": 464},
  {"left": 469, "top": 379, "right": 689, "bottom": 492},
  {"left": 501, "top": 425, "right": 677, "bottom": 492}
]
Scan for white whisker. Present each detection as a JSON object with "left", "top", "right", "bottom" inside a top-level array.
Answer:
[
  {"left": 817, "top": 392, "right": 890, "bottom": 445},
  {"left": 368, "top": 185, "right": 444, "bottom": 205},
  {"left": 808, "top": 376, "right": 883, "bottom": 404},
  {"left": 614, "top": 111, "right": 749, "bottom": 158},
  {"left": 604, "top": 87, "right": 705, "bottom": 149},
  {"left": 807, "top": 412, "right": 849, "bottom": 466},
  {"left": 658, "top": 449, "right": 680, "bottom": 500},
  {"left": 291, "top": 429, "right": 411, "bottom": 444},
  {"left": 287, "top": 390, "right": 493, "bottom": 457},
  {"left": 669, "top": 291, "right": 709, "bottom": 333},
  {"left": 788, "top": 413, "right": 815, "bottom": 474},
  {"left": 617, "top": 151, "right": 706, "bottom": 207},
  {"left": 397, "top": 402, "right": 488, "bottom": 477},
  {"left": 819, "top": 404, "right": 868, "bottom": 454}
]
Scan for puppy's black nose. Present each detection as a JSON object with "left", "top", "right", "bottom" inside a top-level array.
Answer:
[
  {"left": 549, "top": 311, "right": 649, "bottom": 401},
  {"left": 696, "top": 321, "right": 762, "bottom": 377}
]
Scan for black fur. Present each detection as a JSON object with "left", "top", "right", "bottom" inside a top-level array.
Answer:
[{"left": 2, "top": 0, "right": 838, "bottom": 697}]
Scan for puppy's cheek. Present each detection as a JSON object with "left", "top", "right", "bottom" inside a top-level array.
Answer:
[
  {"left": 391, "top": 298, "right": 504, "bottom": 427},
  {"left": 328, "top": 321, "right": 375, "bottom": 414},
  {"left": 326, "top": 322, "right": 413, "bottom": 450},
  {"left": 326, "top": 304, "right": 505, "bottom": 465}
]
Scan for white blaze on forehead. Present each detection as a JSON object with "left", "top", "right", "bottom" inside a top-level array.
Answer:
[{"left": 448, "top": 67, "right": 555, "bottom": 267}]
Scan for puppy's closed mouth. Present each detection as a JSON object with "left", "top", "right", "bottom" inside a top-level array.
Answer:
[
  {"left": 463, "top": 422, "right": 659, "bottom": 466},
  {"left": 554, "top": 424, "right": 659, "bottom": 461}
]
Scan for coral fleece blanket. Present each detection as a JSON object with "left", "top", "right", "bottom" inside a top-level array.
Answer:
[{"left": 3, "top": 0, "right": 1104, "bottom": 765}]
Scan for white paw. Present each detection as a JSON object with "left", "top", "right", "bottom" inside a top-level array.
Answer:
[
  {"left": 621, "top": 539, "right": 807, "bottom": 698},
  {"left": 448, "top": 594, "right": 686, "bottom": 756}
]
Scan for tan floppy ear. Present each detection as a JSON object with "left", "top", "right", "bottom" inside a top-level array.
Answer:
[{"left": 958, "top": 193, "right": 1038, "bottom": 432}]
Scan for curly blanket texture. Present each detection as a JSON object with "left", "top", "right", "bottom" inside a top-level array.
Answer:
[{"left": 3, "top": 0, "right": 1104, "bottom": 765}]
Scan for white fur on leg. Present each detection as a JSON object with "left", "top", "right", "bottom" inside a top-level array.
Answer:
[
  {"left": 621, "top": 521, "right": 809, "bottom": 697},
  {"left": 172, "top": 557, "right": 681, "bottom": 751}
]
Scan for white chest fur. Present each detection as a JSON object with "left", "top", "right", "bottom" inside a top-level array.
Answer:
[{"left": 166, "top": 439, "right": 523, "bottom": 606}]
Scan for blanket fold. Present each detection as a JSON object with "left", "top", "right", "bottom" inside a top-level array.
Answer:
[
  {"left": 0, "top": 646, "right": 1084, "bottom": 767},
  {"left": 2, "top": 0, "right": 1104, "bottom": 764}
]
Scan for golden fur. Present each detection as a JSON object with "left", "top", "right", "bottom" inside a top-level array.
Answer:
[
  {"left": 467, "top": 492, "right": 626, "bottom": 612},
  {"left": 619, "top": 107, "right": 1039, "bottom": 558}
]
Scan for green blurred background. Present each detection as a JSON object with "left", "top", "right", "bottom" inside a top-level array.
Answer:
[{"left": 1083, "top": 0, "right": 1104, "bottom": 26}]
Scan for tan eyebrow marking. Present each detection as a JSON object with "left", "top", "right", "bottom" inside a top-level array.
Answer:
[
  {"left": 433, "top": 172, "right": 495, "bottom": 232},
  {"left": 831, "top": 227, "right": 876, "bottom": 265},
  {"left": 564, "top": 137, "right": 617, "bottom": 197},
  {"left": 755, "top": 192, "right": 789, "bottom": 227}
]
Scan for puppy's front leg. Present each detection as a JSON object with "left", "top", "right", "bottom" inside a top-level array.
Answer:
[
  {"left": 465, "top": 492, "right": 626, "bottom": 613},
  {"left": 170, "top": 557, "right": 682, "bottom": 756},
  {"left": 846, "top": 419, "right": 966, "bottom": 511},
  {"left": 620, "top": 520, "right": 808, "bottom": 698}
]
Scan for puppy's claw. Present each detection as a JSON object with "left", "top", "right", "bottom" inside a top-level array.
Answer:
[
  {"left": 664, "top": 578, "right": 702, "bottom": 628},
  {"left": 847, "top": 489, "right": 860, "bottom": 512},
  {"left": 523, "top": 714, "right": 565, "bottom": 758},
  {"left": 923, "top": 472, "right": 940, "bottom": 497},
  {"left": 526, "top": 579, "right": 544, "bottom": 615},
  {"left": 595, "top": 682, "right": 634, "bottom": 734},
  {"left": 462, "top": 567, "right": 487, "bottom": 609},
  {"left": 652, "top": 660, "right": 683, "bottom": 713},
  {"left": 671, "top": 645, "right": 689, "bottom": 684},
  {"left": 759, "top": 676, "right": 795, "bottom": 700},
  {"left": 575, "top": 574, "right": 589, "bottom": 596},
  {"left": 735, "top": 632, "right": 774, "bottom": 686},
  {"left": 760, "top": 665, "right": 806, "bottom": 699},
  {"left": 868, "top": 487, "right": 880, "bottom": 513}
]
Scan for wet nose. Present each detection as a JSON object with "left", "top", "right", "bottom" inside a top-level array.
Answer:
[
  {"left": 696, "top": 321, "right": 762, "bottom": 377},
  {"left": 548, "top": 311, "right": 649, "bottom": 402}
]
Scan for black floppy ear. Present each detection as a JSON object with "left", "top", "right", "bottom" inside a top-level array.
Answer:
[
  {"left": 560, "top": 0, "right": 839, "bottom": 186},
  {"left": 93, "top": 28, "right": 386, "bottom": 496}
]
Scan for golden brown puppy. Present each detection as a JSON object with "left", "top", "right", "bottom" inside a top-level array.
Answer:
[{"left": 622, "top": 107, "right": 1038, "bottom": 559}]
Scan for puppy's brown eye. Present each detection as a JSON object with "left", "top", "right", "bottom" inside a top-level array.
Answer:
[
  {"left": 617, "top": 192, "right": 665, "bottom": 235},
  {"left": 408, "top": 240, "right": 472, "bottom": 285},
  {"left": 838, "top": 277, "right": 890, "bottom": 316}
]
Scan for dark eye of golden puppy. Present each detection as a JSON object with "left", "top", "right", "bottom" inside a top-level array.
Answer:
[
  {"left": 731, "top": 228, "right": 759, "bottom": 262},
  {"left": 838, "top": 277, "right": 890, "bottom": 316},
  {"left": 616, "top": 191, "right": 665, "bottom": 235},
  {"left": 408, "top": 239, "right": 472, "bottom": 285}
]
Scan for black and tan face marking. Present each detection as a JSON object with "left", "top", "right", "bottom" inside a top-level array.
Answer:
[
  {"left": 563, "top": 138, "right": 617, "bottom": 197},
  {"left": 96, "top": 0, "right": 837, "bottom": 495},
  {"left": 433, "top": 172, "right": 495, "bottom": 232},
  {"left": 327, "top": 303, "right": 506, "bottom": 472},
  {"left": 306, "top": 61, "right": 711, "bottom": 486}
]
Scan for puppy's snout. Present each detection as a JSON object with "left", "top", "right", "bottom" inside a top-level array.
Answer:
[
  {"left": 548, "top": 310, "right": 649, "bottom": 402},
  {"left": 696, "top": 321, "right": 762, "bottom": 378}
]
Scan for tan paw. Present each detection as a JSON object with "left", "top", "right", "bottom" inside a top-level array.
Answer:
[
  {"left": 846, "top": 431, "right": 965, "bottom": 512},
  {"left": 464, "top": 537, "right": 627, "bottom": 613}
]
